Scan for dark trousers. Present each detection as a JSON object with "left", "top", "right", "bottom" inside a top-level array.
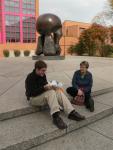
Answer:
[{"left": 66, "top": 87, "right": 92, "bottom": 108}]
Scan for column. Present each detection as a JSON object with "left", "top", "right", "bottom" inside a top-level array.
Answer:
[{"left": 20, "top": 0, "right": 23, "bottom": 43}]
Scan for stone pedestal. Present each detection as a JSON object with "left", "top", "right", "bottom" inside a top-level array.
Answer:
[{"left": 32, "top": 55, "right": 65, "bottom": 60}]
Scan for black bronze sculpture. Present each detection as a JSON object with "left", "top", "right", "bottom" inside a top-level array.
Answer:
[{"left": 35, "top": 13, "right": 62, "bottom": 56}]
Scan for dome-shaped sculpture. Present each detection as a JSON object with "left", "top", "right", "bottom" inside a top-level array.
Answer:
[
  {"left": 36, "top": 13, "right": 62, "bottom": 35},
  {"left": 36, "top": 13, "right": 62, "bottom": 56}
]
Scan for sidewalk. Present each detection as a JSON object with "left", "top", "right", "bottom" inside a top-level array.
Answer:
[{"left": 0, "top": 56, "right": 113, "bottom": 150}]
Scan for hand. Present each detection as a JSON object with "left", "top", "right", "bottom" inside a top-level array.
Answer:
[
  {"left": 44, "top": 84, "right": 53, "bottom": 90},
  {"left": 78, "top": 89, "right": 84, "bottom": 96},
  {"left": 51, "top": 85, "right": 58, "bottom": 90}
]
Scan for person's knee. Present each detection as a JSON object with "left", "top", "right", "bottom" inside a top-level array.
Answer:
[
  {"left": 56, "top": 89, "right": 62, "bottom": 94},
  {"left": 55, "top": 89, "right": 63, "bottom": 98},
  {"left": 66, "top": 87, "right": 77, "bottom": 97}
]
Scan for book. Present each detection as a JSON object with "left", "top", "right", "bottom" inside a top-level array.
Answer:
[{"left": 48, "top": 80, "right": 63, "bottom": 88}]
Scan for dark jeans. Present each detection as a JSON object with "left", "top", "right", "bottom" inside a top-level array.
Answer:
[{"left": 66, "top": 87, "right": 92, "bottom": 108}]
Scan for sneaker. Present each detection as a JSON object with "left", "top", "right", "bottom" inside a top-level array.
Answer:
[
  {"left": 68, "top": 110, "right": 85, "bottom": 121},
  {"left": 53, "top": 116, "right": 67, "bottom": 129}
]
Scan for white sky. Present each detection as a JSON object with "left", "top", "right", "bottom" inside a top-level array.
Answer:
[{"left": 39, "top": 0, "right": 107, "bottom": 23}]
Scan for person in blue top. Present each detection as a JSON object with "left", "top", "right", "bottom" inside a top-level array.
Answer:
[{"left": 66, "top": 61, "right": 94, "bottom": 112}]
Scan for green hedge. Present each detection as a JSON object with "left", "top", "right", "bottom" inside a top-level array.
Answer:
[
  {"left": 3, "top": 49, "right": 10, "bottom": 57},
  {"left": 14, "top": 50, "right": 21, "bottom": 57},
  {"left": 24, "top": 50, "right": 30, "bottom": 56}
]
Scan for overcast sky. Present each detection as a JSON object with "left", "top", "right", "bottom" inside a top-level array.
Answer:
[{"left": 39, "top": 0, "right": 107, "bottom": 23}]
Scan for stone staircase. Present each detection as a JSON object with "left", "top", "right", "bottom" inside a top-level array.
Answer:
[{"left": 0, "top": 88, "right": 113, "bottom": 150}]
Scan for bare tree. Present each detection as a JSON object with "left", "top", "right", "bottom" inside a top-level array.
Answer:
[{"left": 92, "top": 0, "right": 113, "bottom": 26}]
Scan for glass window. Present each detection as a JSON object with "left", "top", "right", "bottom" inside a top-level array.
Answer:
[
  {"left": 14, "top": 2, "right": 19, "bottom": 7},
  {"left": 30, "top": 10, "right": 35, "bottom": 15},
  {"left": 5, "top": 14, "right": 20, "bottom": 43},
  {"left": 15, "top": 9, "right": 19, "bottom": 13},
  {"left": 22, "top": 0, "right": 35, "bottom": 15},
  {"left": 5, "top": 0, "right": 19, "bottom": 13},
  {"left": 23, "top": 27, "right": 28, "bottom": 32},
  {"left": 23, "top": 9, "right": 27, "bottom": 14},
  {"left": 79, "top": 28, "right": 85, "bottom": 33},
  {"left": 23, "top": 3, "right": 27, "bottom": 9},
  {"left": 10, "top": 1, "right": 15, "bottom": 7},
  {"left": 5, "top": 6, "right": 10, "bottom": 12},
  {"left": 5, "top": 1, "right": 10, "bottom": 6},
  {"left": 28, "top": 28, "right": 31, "bottom": 32},
  {"left": 22, "top": 16, "right": 36, "bottom": 43},
  {"left": 31, "top": 0, "right": 35, "bottom": 4},
  {"left": 23, "top": 0, "right": 35, "bottom": 3},
  {"left": 23, "top": 0, "right": 27, "bottom": 3},
  {"left": 15, "top": 28, "right": 20, "bottom": 32},
  {"left": 27, "top": 4, "right": 31, "bottom": 9},
  {"left": 16, "top": 33, "right": 20, "bottom": 38},
  {"left": 31, "top": 33, "right": 35, "bottom": 38},
  {"left": 31, "top": 5, "right": 35, "bottom": 9},
  {"left": 11, "top": 7, "right": 15, "bottom": 12},
  {"left": 6, "top": 32, "right": 11, "bottom": 38}
]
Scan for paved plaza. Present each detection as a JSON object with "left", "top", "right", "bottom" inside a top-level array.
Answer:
[{"left": 0, "top": 56, "right": 113, "bottom": 150}]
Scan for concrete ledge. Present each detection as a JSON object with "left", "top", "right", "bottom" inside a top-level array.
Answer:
[
  {"left": 0, "top": 87, "right": 113, "bottom": 121},
  {"left": 92, "top": 87, "right": 113, "bottom": 97}
]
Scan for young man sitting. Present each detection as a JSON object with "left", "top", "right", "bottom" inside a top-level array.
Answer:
[{"left": 25, "top": 60, "right": 85, "bottom": 130}]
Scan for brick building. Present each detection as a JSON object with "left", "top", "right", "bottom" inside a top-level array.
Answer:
[{"left": 61, "top": 20, "right": 91, "bottom": 55}]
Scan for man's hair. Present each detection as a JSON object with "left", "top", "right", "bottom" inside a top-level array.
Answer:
[
  {"left": 80, "top": 61, "right": 89, "bottom": 68},
  {"left": 35, "top": 60, "right": 47, "bottom": 70}
]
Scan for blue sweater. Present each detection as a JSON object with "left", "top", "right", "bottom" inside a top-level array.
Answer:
[{"left": 72, "top": 70, "right": 93, "bottom": 93}]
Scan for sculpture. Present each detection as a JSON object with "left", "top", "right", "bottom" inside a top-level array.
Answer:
[{"left": 35, "top": 13, "right": 62, "bottom": 56}]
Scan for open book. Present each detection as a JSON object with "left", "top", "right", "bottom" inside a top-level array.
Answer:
[{"left": 48, "top": 80, "right": 63, "bottom": 88}]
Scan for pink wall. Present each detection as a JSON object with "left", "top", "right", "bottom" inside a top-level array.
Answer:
[
  {"left": 0, "top": 32, "right": 1, "bottom": 43},
  {"left": 20, "top": 0, "right": 23, "bottom": 43},
  {"left": 1, "top": 0, "right": 6, "bottom": 43}
]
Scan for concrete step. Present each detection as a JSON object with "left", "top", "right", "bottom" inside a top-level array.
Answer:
[
  {"left": 0, "top": 86, "right": 113, "bottom": 121},
  {"left": 0, "top": 92, "right": 113, "bottom": 150},
  {"left": 30, "top": 120, "right": 113, "bottom": 150}
]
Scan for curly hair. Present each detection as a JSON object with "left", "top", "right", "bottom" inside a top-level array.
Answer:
[
  {"left": 80, "top": 61, "right": 89, "bottom": 68},
  {"left": 35, "top": 60, "right": 47, "bottom": 69}
]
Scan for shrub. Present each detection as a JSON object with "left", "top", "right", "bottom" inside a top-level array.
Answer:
[
  {"left": 14, "top": 50, "right": 21, "bottom": 57},
  {"left": 101, "top": 44, "right": 113, "bottom": 57},
  {"left": 24, "top": 50, "right": 30, "bottom": 56},
  {"left": 74, "top": 43, "right": 85, "bottom": 55},
  {"left": 68, "top": 45, "right": 76, "bottom": 55},
  {"left": 68, "top": 43, "right": 86, "bottom": 55},
  {"left": 3, "top": 49, "right": 10, "bottom": 57},
  {"left": 74, "top": 23, "right": 108, "bottom": 56}
]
